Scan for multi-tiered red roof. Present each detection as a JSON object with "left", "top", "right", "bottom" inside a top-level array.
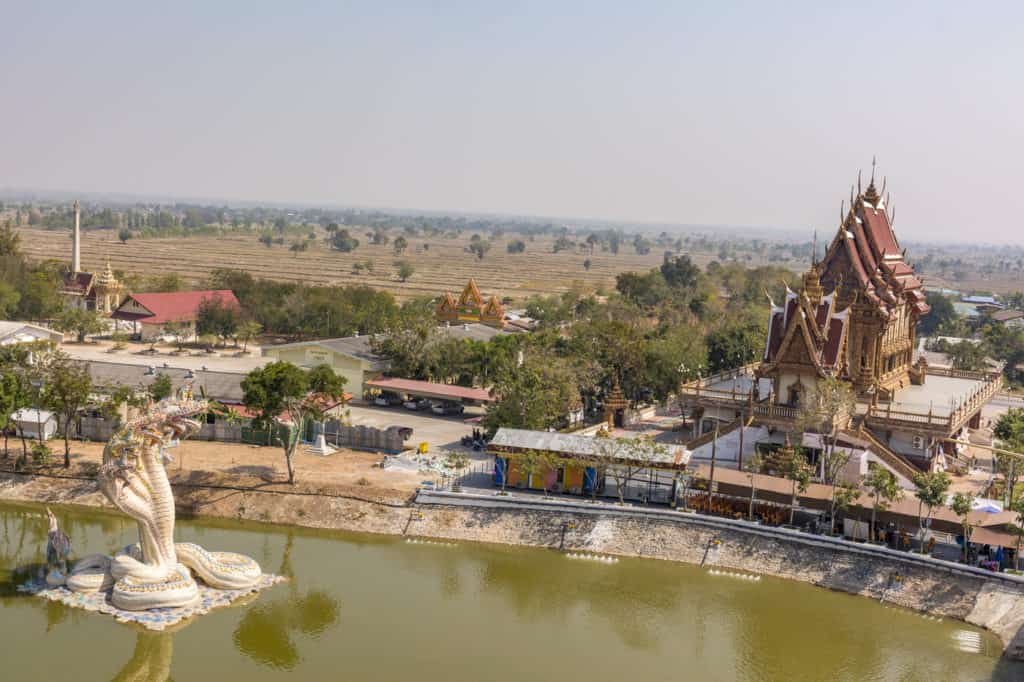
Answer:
[{"left": 820, "top": 176, "right": 929, "bottom": 319}]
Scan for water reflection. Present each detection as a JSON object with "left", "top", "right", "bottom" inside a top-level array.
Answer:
[
  {"left": 1, "top": 502, "right": 1018, "bottom": 681},
  {"left": 112, "top": 631, "right": 174, "bottom": 682},
  {"left": 233, "top": 531, "right": 341, "bottom": 670}
]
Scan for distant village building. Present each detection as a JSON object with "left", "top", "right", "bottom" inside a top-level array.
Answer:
[
  {"left": 111, "top": 290, "right": 239, "bottom": 341},
  {"left": 11, "top": 408, "right": 58, "bottom": 440},
  {"left": 961, "top": 294, "right": 1004, "bottom": 311},
  {"left": 60, "top": 200, "right": 125, "bottom": 313},
  {"left": 990, "top": 310, "right": 1024, "bottom": 328},
  {"left": 435, "top": 279, "right": 506, "bottom": 328},
  {"left": 0, "top": 321, "right": 64, "bottom": 346},
  {"left": 679, "top": 168, "right": 1002, "bottom": 480}
]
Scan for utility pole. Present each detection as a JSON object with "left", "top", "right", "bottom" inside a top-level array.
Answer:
[{"left": 709, "top": 421, "right": 719, "bottom": 497}]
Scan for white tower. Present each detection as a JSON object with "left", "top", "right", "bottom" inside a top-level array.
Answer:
[{"left": 72, "top": 199, "right": 81, "bottom": 273}]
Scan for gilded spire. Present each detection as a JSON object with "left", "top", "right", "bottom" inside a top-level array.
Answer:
[
  {"left": 803, "top": 261, "right": 823, "bottom": 306},
  {"left": 863, "top": 156, "right": 880, "bottom": 206}
]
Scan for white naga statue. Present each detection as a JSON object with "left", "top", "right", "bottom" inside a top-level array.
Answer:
[{"left": 52, "top": 390, "right": 263, "bottom": 611}]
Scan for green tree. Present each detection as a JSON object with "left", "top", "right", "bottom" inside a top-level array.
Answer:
[
  {"left": 395, "top": 261, "right": 415, "bottom": 282},
  {"left": 950, "top": 492, "right": 975, "bottom": 562},
  {"left": 0, "top": 221, "right": 22, "bottom": 255},
  {"left": 393, "top": 236, "right": 408, "bottom": 255},
  {"left": 161, "top": 321, "right": 190, "bottom": 351},
  {"left": 599, "top": 436, "right": 666, "bottom": 505},
  {"left": 766, "top": 443, "right": 812, "bottom": 525},
  {"left": 994, "top": 408, "right": 1024, "bottom": 504},
  {"left": 118, "top": 228, "right": 132, "bottom": 244},
  {"left": 483, "top": 352, "right": 582, "bottom": 436},
  {"left": 660, "top": 254, "right": 700, "bottom": 290},
  {"left": 949, "top": 341, "right": 989, "bottom": 371},
  {"left": 241, "top": 361, "right": 347, "bottom": 484},
  {"left": 196, "top": 295, "right": 240, "bottom": 347},
  {"left": 583, "top": 258, "right": 592, "bottom": 271},
  {"left": 706, "top": 323, "right": 763, "bottom": 373},
  {"left": 795, "top": 376, "right": 856, "bottom": 526},
  {"left": 52, "top": 307, "right": 106, "bottom": 343},
  {"left": 911, "top": 471, "right": 952, "bottom": 551},
  {"left": 864, "top": 467, "right": 903, "bottom": 542},
  {"left": 831, "top": 482, "right": 861, "bottom": 536},
  {"left": 468, "top": 241, "right": 491, "bottom": 260},
  {"left": 237, "top": 320, "right": 262, "bottom": 352},
  {"left": 919, "top": 293, "right": 957, "bottom": 336},
  {"left": 41, "top": 351, "right": 92, "bottom": 467},
  {"left": 0, "top": 370, "right": 27, "bottom": 458},
  {"left": 0, "top": 281, "right": 21, "bottom": 318},
  {"left": 148, "top": 373, "right": 173, "bottom": 401},
  {"left": 330, "top": 229, "right": 360, "bottom": 252},
  {"left": 1009, "top": 496, "right": 1024, "bottom": 570},
  {"left": 514, "top": 450, "right": 546, "bottom": 493},
  {"left": 507, "top": 239, "right": 526, "bottom": 254}
]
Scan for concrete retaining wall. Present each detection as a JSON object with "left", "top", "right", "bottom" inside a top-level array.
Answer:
[{"left": 413, "top": 490, "right": 1024, "bottom": 659}]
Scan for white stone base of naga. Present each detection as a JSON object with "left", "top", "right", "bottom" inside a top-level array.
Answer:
[{"left": 53, "top": 392, "right": 268, "bottom": 612}]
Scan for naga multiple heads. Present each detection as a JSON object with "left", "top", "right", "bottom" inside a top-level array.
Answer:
[{"left": 53, "top": 390, "right": 264, "bottom": 611}]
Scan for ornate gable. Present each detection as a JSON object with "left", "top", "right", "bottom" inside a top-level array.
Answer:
[
  {"left": 436, "top": 292, "right": 458, "bottom": 323},
  {"left": 459, "top": 279, "right": 484, "bottom": 307}
]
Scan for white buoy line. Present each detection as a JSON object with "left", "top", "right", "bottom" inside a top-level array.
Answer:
[
  {"left": 707, "top": 568, "right": 761, "bottom": 581},
  {"left": 952, "top": 630, "right": 984, "bottom": 654},
  {"left": 405, "top": 538, "right": 457, "bottom": 547},
  {"left": 565, "top": 552, "right": 619, "bottom": 564}
]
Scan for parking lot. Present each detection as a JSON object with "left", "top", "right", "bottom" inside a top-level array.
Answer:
[{"left": 345, "top": 402, "right": 482, "bottom": 453}]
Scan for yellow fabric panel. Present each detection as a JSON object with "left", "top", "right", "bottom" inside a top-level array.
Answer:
[
  {"left": 563, "top": 465, "right": 585, "bottom": 491},
  {"left": 506, "top": 462, "right": 526, "bottom": 487}
]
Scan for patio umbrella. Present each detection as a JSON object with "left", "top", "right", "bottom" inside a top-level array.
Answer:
[{"left": 971, "top": 498, "right": 1003, "bottom": 513}]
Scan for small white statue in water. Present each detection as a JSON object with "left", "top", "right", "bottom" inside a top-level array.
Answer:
[{"left": 55, "top": 388, "right": 264, "bottom": 611}]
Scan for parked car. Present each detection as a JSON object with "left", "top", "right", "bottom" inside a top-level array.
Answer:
[
  {"left": 431, "top": 401, "right": 465, "bottom": 415},
  {"left": 374, "top": 392, "right": 403, "bottom": 407},
  {"left": 403, "top": 398, "right": 432, "bottom": 411}
]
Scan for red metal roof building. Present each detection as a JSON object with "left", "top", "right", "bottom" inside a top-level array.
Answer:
[
  {"left": 112, "top": 290, "right": 239, "bottom": 341},
  {"left": 365, "top": 377, "right": 494, "bottom": 403}
]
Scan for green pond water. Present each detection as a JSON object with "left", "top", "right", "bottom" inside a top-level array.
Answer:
[{"left": 0, "top": 501, "right": 1020, "bottom": 682}]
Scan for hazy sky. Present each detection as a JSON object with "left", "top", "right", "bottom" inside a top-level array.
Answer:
[{"left": 3, "top": 2, "right": 1022, "bottom": 242}]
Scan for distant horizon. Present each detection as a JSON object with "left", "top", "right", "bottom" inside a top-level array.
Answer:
[
  {"left": 3, "top": 183, "right": 1015, "bottom": 249},
  {"left": 3, "top": 4, "right": 1022, "bottom": 245}
]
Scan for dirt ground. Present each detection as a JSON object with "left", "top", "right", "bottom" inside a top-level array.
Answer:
[{"left": 1, "top": 438, "right": 422, "bottom": 504}]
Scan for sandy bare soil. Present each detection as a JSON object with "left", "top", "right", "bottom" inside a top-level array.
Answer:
[{"left": 1, "top": 438, "right": 422, "bottom": 503}]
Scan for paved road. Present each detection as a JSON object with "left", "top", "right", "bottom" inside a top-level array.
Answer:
[
  {"left": 62, "top": 340, "right": 269, "bottom": 373},
  {"left": 346, "top": 403, "right": 480, "bottom": 453}
]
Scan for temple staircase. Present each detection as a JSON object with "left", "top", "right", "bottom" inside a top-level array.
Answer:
[
  {"left": 843, "top": 420, "right": 923, "bottom": 483},
  {"left": 684, "top": 418, "right": 742, "bottom": 449}
]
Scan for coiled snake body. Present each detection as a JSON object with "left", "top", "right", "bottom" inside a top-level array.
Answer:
[{"left": 60, "top": 394, "right": 263, "bottom": 611}]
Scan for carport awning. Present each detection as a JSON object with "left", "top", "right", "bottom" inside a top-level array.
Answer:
[{"left": 366, "top": 377, "right": 493, "bottom": 403}]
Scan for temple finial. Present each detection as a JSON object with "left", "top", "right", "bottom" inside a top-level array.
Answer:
[
  {"left": 812, "top": 230, "right": 817, "bottom": 265},
  {"left": 870, "top": 155, "right": 877, "bottom": 184},
  {"left": 858, "top": 169, "right": 862, "bottom": 195}
]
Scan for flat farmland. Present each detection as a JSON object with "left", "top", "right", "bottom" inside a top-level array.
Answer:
[{"left": 16, "top": 227, "right": 701, "bottom": 301}]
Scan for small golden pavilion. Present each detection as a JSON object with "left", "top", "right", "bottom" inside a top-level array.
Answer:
[{"left": 436, "top": 279, "right": 506, "bottom": 328}]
